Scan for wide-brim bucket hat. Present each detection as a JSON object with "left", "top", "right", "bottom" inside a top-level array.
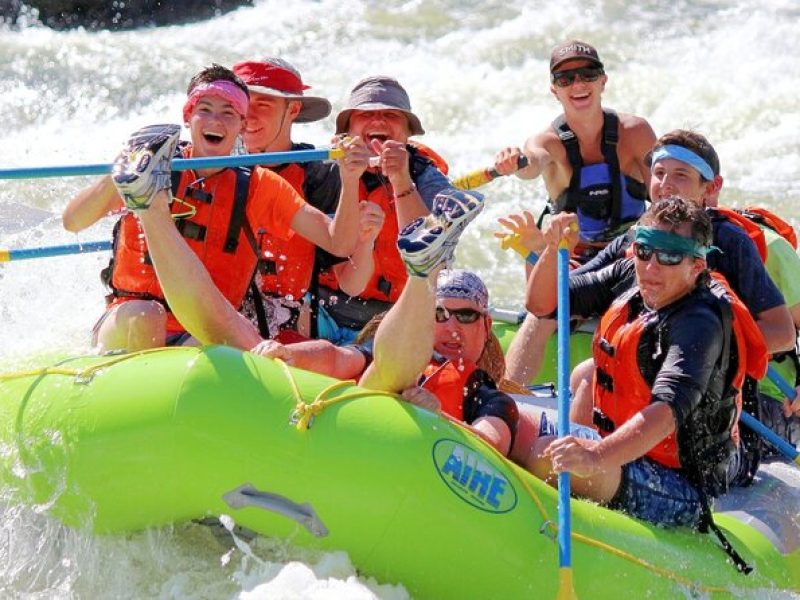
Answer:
[
  {"left": 232, "top": 58, "right": 331, "bottom": 123},
  {"left": 335, "top": 76, "right": 425, "bottom": 136}
]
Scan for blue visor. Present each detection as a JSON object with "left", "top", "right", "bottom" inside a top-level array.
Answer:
[{"left": 650, "top": 144, "right": 715, "bottom": 182}]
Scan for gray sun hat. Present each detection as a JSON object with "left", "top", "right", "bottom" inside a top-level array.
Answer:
[{"left": 335, "top": 76, "right": 425, "bottom": 136}]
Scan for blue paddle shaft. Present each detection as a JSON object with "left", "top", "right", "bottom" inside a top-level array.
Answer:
[
  {"left": 0, "top": 148, "right": 337, "bottom": 180},
  {"left": 739, "top": 410, "right": 798, "bottom": 460},
  {"left": 4, "top": 240, "right": 113, "bottom": 261},
  {"left": 556, "top": 244, "right": 572, "bottom": 568},
  {"left": 767, "top": 364, "right": 798, "bottom": 400}
]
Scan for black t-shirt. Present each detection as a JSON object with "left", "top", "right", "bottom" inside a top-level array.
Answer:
[{"left": 569, "top": 260, "right": 729, "bottom": 432}]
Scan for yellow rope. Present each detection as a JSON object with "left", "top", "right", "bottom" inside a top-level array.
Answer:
[
  {"left": 460, "top": 417, "right": 737, "bottom": 596},
  {"left": 570, "top": 532, "right": 731, "bottom": 594},
  {"left": 0, "top": 347, "right": 168, "bottom": 383},
  {"left": 274, "top": 358, "right": 400, "bottom": 431}
]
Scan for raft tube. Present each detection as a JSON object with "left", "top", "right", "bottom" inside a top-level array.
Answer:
[{"left": 0, "top": 346, "right": 798, "bottom": 598}]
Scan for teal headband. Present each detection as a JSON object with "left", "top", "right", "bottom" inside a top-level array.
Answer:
[
  {"left": 651, "top": 144, "right": 715, "bottom": 181},
  {"left": 634, "top": 226, "right": 709, "bottom": 258}
]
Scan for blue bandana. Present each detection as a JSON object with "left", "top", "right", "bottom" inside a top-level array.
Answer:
[
  {"left": 436, "top": 269, "right": 488, "bottom": 310},
  {"left": 651, "top": 144, "right": 715, "bottom": 182},
  {"left": 634, "top": 226, "right": 709, "bottom": 258}
]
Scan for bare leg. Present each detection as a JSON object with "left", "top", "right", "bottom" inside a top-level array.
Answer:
[
  {"left": 569, "top": 358, "right": 596, "bottom": 425},
  {"left": 504, "top": 314, "right": 557, "bottom": 384},
  {"left": 509, "top": 404, "right": 542, "bottom": 464},
  {"left": 359, "top": 188, "right": 484, "bottom": 393},
  {"left": 94, "top": 299, "right": 167, "bottom": 353},
  {"left": 359, "top": 268, "right": 440, "bottom": 393},
  {"left": 523, "top": 435, "right": 622, "bottom": 504},
  {"left": 137, "top": 191, "right": 262, "bottom": 350}
]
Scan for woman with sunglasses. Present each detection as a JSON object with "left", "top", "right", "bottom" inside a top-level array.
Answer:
[
  {"left": 492, "top": 39, "right": 657, "bottom": 386},
  {"left": 518, "top": 197, "right": 767, "bottom": 536}
]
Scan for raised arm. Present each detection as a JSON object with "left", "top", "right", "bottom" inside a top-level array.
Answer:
[
  {"left": 62, "top": 175, "right": 124, "bottom": 232},
  {"left": 290, "top": 136, "right": 369, "bottom": 257},
  {"left": 525, "top": 212, "right": 579, "bottom": 316},
  {"left": 494, "top": 129, "right": 557, "bottom": 181},
  {"left": 333, "top": 200, "right": 384, "bottom": 296}
]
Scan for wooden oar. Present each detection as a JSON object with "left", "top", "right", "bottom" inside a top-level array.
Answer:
[
  {"left": 0, "top": 147, "right": 345, "bottom": 180},
  {"left": 452, "top": 155, "right": 529, "bottom": 190},
  {"left": 0, "top": 240, "right": 113, "bottom": 262},
  {"left": 556, "top": 234, "right": 577, "bottom": 599}
]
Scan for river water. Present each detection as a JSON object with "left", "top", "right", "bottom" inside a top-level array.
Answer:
[{"left": 1, "top": 0, "right": 799, "bottom": 597}]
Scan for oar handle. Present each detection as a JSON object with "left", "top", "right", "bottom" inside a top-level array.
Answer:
[
  {"left": 0, "top": 148, "right": 344, "bottom": 180},
  {"left": 739, "top": 410, "right": 799, "bottom": 462},
  {"left": 0, "top": 240, "right": 113, "bottom": 262},
  {"left": 452, "top": 154, "right": 529, "bottom": 190},
  {"left": 767, "top": 364, "right": 798, "bottom": 400}
]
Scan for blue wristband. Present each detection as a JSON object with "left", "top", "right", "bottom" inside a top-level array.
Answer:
[{"left": 526, "top": 251, "right": 539, "bottom": 265}]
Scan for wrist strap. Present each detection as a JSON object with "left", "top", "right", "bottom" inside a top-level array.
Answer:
[{"left": 500, "top": 233, "right": 539, "bottom": 265}]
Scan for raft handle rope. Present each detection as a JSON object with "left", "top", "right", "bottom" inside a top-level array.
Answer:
[
  {"left": 275, "top": 359, "right": 401, "bottom": 431},
  {"left": 0, "top": 349, "right": 757, "bottom": 594},
  {"left": 0, "top": 347, "right": 170, "bottom": 384}
]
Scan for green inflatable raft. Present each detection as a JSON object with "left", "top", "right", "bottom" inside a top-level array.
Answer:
[{"left": 1, "top": 346, "right": 798, "bottom": 598}]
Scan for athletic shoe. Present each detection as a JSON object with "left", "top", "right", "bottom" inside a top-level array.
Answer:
[
  {"left": 112, "top": 123, "right": 181, "bottom": 211},
  {"left": 397, "top": 189, "right": 484, "bottom": 277}
]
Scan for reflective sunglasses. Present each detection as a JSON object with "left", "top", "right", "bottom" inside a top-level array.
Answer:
[
  {"left": 632, "top": 242, "right": 688, "bottom": 266},
  {"left": 551, "top": 66, "right": 604, "bottom": 88},
  {"left": 435, "top": 306, "right": 485, "bottom": 324}
]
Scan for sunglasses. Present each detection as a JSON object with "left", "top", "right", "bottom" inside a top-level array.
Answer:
[
  {"left": 435, "top": 306, "right": 485, "bottom": 324},
  {"left": 551, "top": 66, "right": 604, "bottom": 88},
  {"left": 632, "top": 242, "right": 688, "bottom": 266}
]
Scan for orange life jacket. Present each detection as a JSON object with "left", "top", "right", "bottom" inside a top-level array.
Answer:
[
  {"left": 422, "top": 358, "right": 478, "bottom": 422},
  {"left": 107, "top": 165, "right": 257, "bottom": 333},
  {"left": 255, "top": 162, "right": 315, "bottom": 301},
  {"left": 736, "top": 206, "right": 798, "bottom": 249},
  {"left": 711, "top": 206, "right": 769, "bottom": 262},
  {"left": 593, "top": 281, "right": 766, "bottom": 468},
  {"left": 317, "top": 143, "right": 449, "bottom": 303}
]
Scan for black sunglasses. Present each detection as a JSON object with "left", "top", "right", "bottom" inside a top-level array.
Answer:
[
  {"left": 551, "top": 66, "right": 604, "bottom": 88},
  {"left": 632, "top": 242, "right": 688, "bottom": 266},
  {"left": 435, "top": 306, "right": 484, "bottom": 324}
]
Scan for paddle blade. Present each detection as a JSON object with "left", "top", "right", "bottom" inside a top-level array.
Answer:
[
  {"left": 556, "top": 568, "right": 578, "bottom": 600},
  {"left": 452, "top": 168, "right": 493, "bottom": 190},
  {"left": 452, "top": 154, "right": 529, "bottom": 190}
]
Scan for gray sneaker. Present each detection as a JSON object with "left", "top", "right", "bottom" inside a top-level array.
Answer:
[
  {"left": 112, "top": 124, "right": 181, "bottom": 211},
  {"left": 397, "top": 189, "right": 484, "bottom": 278}
]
